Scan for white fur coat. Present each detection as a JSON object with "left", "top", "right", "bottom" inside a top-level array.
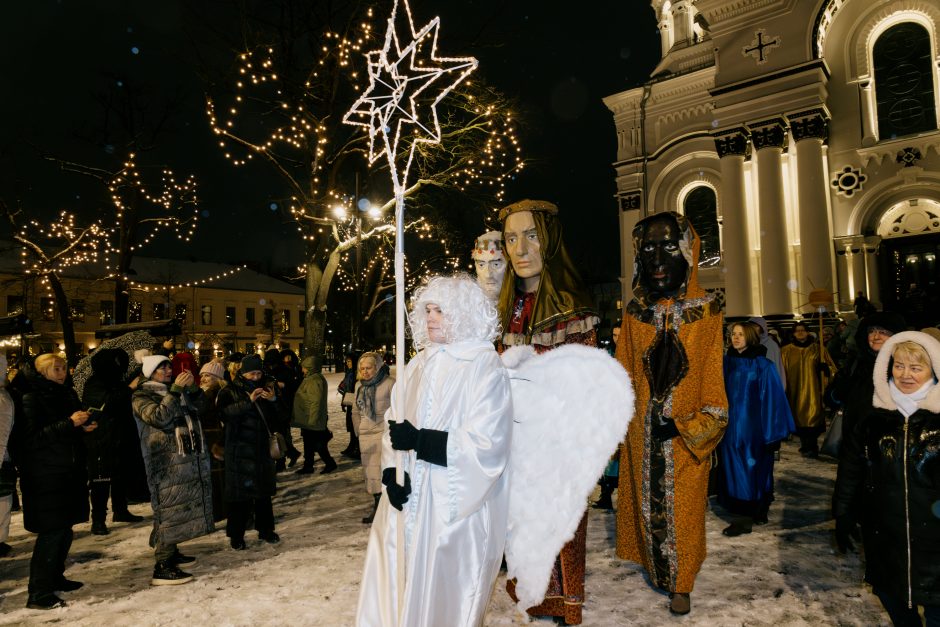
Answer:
[{"left": 501, "top": 344, "right": 634, "bottom": 610}]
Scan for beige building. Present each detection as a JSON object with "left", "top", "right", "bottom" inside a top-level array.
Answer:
[
  {"left": 605, "top": 0, "right": 940, "bottom": 324},
  {"left": 0, "top": 249, "right": 306, "bottom": 361}
]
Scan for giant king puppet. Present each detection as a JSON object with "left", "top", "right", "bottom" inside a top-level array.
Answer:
[
  {"left": 497, "top": 199, "right": 599, "bottom": 625},
  {"left": 614, "top": 211, "right": 728, "bottom": 616}
]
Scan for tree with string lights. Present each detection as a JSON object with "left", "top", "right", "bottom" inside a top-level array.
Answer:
[
  {"left": 43, "top": 151, "right": 201, "bottom": 324},
  {"left": 200, "top": 0, "right": 524, "bottom": 356},
  {"left": 2, "top": 201, "right": 106, "bottom": 364}
]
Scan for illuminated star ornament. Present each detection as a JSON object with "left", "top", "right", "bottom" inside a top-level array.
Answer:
[{"left": 343, "top": 0, "right": 478, "bottom": 192}]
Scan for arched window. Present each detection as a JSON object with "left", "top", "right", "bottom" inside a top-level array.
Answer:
[
  {"left": 873, "top": 22, "right": 937, "bottom": 140},
  {"left": 682, "top": 186, "right": 720, "bottom": 267}
]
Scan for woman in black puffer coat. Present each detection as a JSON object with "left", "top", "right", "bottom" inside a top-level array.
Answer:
[
  {"left": 19, "top": 354, "right": 93, "bottom": 610},
  {"left": 216, "top": 354, "right": 279, "bottom": 550},
  {"left": 833, "top": 331, "right": 940, "bottom": 626},
  {"left": 82, "top": 348, "right": 143, "bottom": 534}
]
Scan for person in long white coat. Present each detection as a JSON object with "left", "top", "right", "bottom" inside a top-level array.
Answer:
[{"left": 356, "top": 275, "right": 513, "bottom": 627}]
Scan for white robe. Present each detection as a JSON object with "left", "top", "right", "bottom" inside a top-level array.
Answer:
[{"left": 356, "top": 340, "right": 513, "bottom": 627}]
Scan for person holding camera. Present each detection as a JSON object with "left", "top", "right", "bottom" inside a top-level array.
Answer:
[
  {"left": 216, "top": 354, "right": 280, "bottom": 550},
  {"left": 132, "top": 355, "right": 214, "bottom": 586},
  {"left": 19, "top": 353, "right": 95, "bottom": 609}
]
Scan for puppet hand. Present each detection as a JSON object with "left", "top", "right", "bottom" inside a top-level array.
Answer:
[
  {"left": 382, "top": 468, "right": 412, "bottom": 511},
  {"left": 651, "top": 418, "right": 680, "bottom": 442},
  {"left": 389, "top": 420, "right": 419, "bottom": 451}
]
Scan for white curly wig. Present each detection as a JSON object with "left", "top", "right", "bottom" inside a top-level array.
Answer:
[{"left": 408, "top": 274, "right": 500, "bottom": 350}]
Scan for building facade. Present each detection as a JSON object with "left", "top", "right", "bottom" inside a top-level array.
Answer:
[
  {"left": 0, "top": 252, "right": 307, "bottom": 362},
  {"left": 605, "top": 0, "right": 940, "bottom": 323}
]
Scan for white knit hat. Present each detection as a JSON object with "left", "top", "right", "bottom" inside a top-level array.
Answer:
[
  {"left": 142, "top": 355, "right": 171, "bottom": 378},
  {"left": 199, "top": 360, "right": 225, "bottom": 379}
]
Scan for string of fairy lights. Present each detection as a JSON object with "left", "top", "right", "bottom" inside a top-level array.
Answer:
[
  {"left": 205, "top": 5, "right": 524, "bottom": 251},
  {"left": 15, "top": 150, "right": 237, "bottom": 301}
]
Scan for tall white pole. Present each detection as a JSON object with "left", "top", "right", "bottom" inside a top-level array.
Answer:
[{"left": 394, "top": 186, "right": 407, "bottom": 622}]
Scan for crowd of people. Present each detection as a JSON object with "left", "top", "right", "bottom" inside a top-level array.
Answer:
[
  {"left": 0, "top": 204, "right": 938, "bottom": 625},
  {"left": 0, "top": 343, "right": 384, "bottom": 610}
]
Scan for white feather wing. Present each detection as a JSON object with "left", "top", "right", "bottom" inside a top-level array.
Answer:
[{"left": 502, "top": 344, "right": 634, "bottom": 609}]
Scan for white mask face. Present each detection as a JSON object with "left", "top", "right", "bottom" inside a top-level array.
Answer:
[{"left": 475, "top": 256, "right": 507, "bottom": 301}]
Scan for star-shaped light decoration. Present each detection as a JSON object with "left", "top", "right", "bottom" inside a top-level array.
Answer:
[{"left": 343, "top": 0, "right": 478, "bottom": 192}]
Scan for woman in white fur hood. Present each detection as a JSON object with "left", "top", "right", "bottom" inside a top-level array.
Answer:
[
  {"left": 356, "top": 274, "right": 513, "bottom": 627},
  {"left": 832, "top": 330, "right": 940, "bottom": 625}
]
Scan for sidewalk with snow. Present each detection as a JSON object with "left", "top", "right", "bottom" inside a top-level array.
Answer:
[{"left": 0, "top": 372, "right": 889, "bottom": 625}]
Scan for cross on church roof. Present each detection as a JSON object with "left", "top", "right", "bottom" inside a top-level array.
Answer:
[{"left": 743, "top": 30, "right": 780, "bottom": 64}]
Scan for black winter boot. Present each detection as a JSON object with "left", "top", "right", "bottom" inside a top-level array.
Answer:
[
  {"left": 591, "top": 476, "right": 616, "bottom": 510},
  {"left": 362, "top": 493, "right": 381, "bottom": 524},
  {"left": 151, "top": 560, "right": 193, "bottom": 586}
]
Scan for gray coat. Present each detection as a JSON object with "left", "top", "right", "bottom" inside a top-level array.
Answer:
[{"left": 132, "top": 381, "right": 214, "bottom": 548}]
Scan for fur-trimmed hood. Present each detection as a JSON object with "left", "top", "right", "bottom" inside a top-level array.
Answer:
[{"left": 872, "top": 331, "right": 940, "bottom": 413}]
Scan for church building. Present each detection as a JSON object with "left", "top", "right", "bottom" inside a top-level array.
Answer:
[{"left": 605, "top": 0, "right": 940, "bottom": 323}]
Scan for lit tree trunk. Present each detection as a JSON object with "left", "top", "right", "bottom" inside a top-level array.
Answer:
[
  {"left": 303, "top": 247, "right": 344, "bottom": 365},
  {"left": 47, "top": 273, "right": 79, "bottom": 366}
]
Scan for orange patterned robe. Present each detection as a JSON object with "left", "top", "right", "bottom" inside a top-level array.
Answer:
[{"left": 615, "top": 215, "right": 728, "bottom": 595}]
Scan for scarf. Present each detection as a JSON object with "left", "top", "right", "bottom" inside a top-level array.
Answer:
[
  {"left": 142, "top": 380, "right": 201, "bottom": 456},
  {"left": 356, "top": 367, "right": 388, "bottom": 422},
  {"left": 888, "top": 379, "right": 936, "bottom": 418},
  {"left": 727, "top": 344, "right": 767, "bottom": 359}
]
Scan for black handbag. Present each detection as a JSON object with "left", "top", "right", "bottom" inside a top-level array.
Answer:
[
  {"left": 0, "top": 461, "right": 16, "bottom": 498},
  {"left": 254, "top": 401, "right": 287, "bottom": 460},
  {"left": 820, "top": 409, "right": 844, "bottom": 459}
]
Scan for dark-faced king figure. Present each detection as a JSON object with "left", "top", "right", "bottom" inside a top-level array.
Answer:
[
  {"left": 497, "top": 199, "right": 599, "bottom": 625},
  {"left": 614, "top": 211, "right": 728, "bottom": 616}
]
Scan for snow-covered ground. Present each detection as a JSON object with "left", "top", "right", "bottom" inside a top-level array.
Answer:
[{"left": 0, "top": 373, "right": 889, "bottom": 626}]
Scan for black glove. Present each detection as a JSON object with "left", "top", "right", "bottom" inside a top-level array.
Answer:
[
  {"left": 816, "top": 362, "right": 831, "bottom": 377},
  {"left": 835, "top": 515, "right": 859, "bottom": 553},
  {"left": 416, "top": 429, "right": 448, "bottom": 467},
  {"left": 389, "top": 420, "right": 419, "bottom": 451},
  {"left": 382, "top": 467, "right": 412, "bottom": 511},
  {"left": 651, "top": 418, "right": 680, "bottom": 442}
]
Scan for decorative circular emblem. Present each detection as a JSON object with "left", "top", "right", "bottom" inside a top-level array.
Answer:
[{"left": 830, "top": 165, "right": 867, "bottom": 197}]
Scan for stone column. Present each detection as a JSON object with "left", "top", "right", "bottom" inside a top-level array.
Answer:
[
  {"left": 864, "top": 237, "right": 882, "bottom": 309},
  {"left": 850, "top": 246, "right": 867, "bottom": 302},
  {"left": 790, "top": 109, "right": 834, "bottom": 304},
  {"left": 859, "top": 81, "right": 877, "bottom": 147},
  {"left": 750, "top": 118, "right": 792, "bottom": 316},
  {"left": 834, "top": 244, "right": 851, "bottom": 310},
  {"left": 618, "top": 191, "right": 643, "bottom": 306},
  {"left": 672, "top": 1, "right": 691, "bottom": 47},
  {"left": 713, "top": 127, "right": 753, "bottom": 317}
]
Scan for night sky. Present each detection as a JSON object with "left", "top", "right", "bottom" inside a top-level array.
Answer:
[{"left": 0, "top": 1, "right": 659, "bottom": 283}]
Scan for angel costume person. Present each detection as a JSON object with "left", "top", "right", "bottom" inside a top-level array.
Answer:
[
  {"left": 497, "top": 199, "right": 600, "bottom": 625},
  {"left": 356, "top": 275, "right": 513, "bottom": 627},
  {"left": 615, "top": 212, "right": 728, "bottom": 616},
  {"left": 356, "top": 274, "right": 633, "bottom": 627}
]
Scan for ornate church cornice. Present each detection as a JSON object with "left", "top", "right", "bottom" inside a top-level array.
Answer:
[
  {"left": 712, "top": 127, "right": 750, "bottom": 158},
  {"left": 697, "top": 0, "right": 800, "bottom": 34},
  {"left": 856, "top": 131, "right": 940, "bottom": 168},
  {"left": 789, "top": 109, "right": 829, "bottom": 143},
  {"left": 750, "top": 118, "right": 789, "bottom": 151}
]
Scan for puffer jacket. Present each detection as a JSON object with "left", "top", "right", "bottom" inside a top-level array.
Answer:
[
  {"left": 132, "top": 380, "right": 214, "bottom": 548},
  {"left": 833, "top": 331, "right": 940, "bottom": 608},
  {"left": 291, "top": 368, "right": 328, "bottom": 431},
  {"left": 217, "top": 377, "right": 276, "bottom": 501},
  {"left": 18, "top": 374, "right": 89, "bottom": 533}
]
